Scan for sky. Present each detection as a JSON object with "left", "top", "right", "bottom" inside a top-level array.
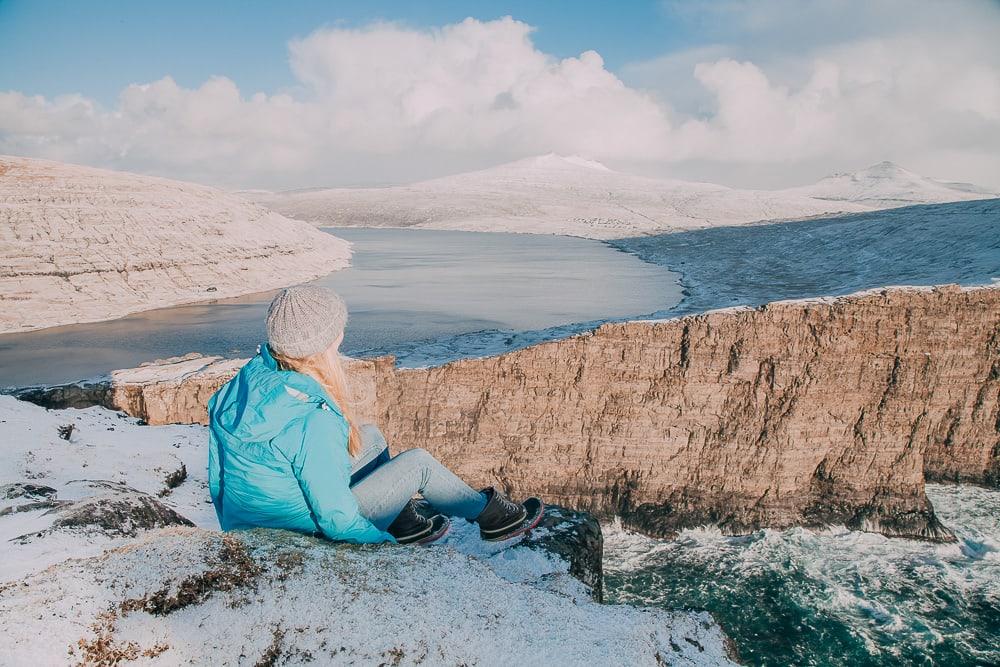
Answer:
[{"left": 2, "top": 0, "right": 999, "bottom": 190}]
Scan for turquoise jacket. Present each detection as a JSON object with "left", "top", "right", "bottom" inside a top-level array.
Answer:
[{"left": 207, "top": 344, "right": 395, "bottom": 544}]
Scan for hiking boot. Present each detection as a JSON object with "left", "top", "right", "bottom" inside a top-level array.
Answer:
[
  {"left": 388, "top": 499, "right": 448, "bottom": 545},
  {"left": 415, "top": 514, "right": 450, "bottom": 545},
  {"left": 475, "top": 487, "right": 545, "bottom": 541}
]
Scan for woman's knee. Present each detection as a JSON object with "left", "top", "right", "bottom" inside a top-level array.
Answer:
[{"left": 396, "top": 447, "right": 432, "bottom": 464}]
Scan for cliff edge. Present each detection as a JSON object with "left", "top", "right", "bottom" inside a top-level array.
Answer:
[
  {"left": 0, "top": 397, "right": 735, "bottom": 665},
  {"left": 18, "top": 284, "right": 1000, "bottom": 541}
]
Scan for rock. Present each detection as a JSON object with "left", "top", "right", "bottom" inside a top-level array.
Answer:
[
  {"left": 1, "top": 482, "right": 57, "bottom": 500},
  {"left": 0, "top": 156, "right": 352, "bottom": 333},
  {"left": 15, "top": 285, "right": 1000, "bottom": 541},
  {"left": 12, "top": 483, "right": 194, "bottom": 541},
  {"left": 11, "top": 379, "right": 114, "bottom": 411},
  {"left": 0, "top": 527, "right": 737, "bottom": 666},
  {"left": 416, "top": 500, "right": 605, "bottom": 601},
  {"left": 0, "top": 483, "right": 66, "bottom": 516},
  {"left": 520, "top": 505, "right": 604, "bottom": 601}
]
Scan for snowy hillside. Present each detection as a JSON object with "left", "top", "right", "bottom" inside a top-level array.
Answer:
[
  {"left": 783, "top": 161, "right": 998, "bottom": 208},
  {"left": 247, "top": 154, "right": 996, "bottom": 239},
  {"left": 0, "top": 396, "right": 735, "bottom": 666},
  {"left": 247, "top": 153, "right": 870, "bottom": 239},
  {"left": 0, "top": 156, "right": 352, "bottom": 333}
]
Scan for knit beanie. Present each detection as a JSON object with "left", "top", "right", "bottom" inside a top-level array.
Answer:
[{"left": 266, "top": 285, "right": 348, "bottom": 359}]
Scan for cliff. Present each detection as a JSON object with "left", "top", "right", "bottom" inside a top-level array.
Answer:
[
  {"left": 19, "top": 285, "right": 1000, "bottom": 541},
  {"left": 0, "top": 156, "right": 351, "bottom": 333}
]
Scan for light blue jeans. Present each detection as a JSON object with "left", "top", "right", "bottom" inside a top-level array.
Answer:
[{"left": 350, "top": 424, "right": 488, "bottom": 531}]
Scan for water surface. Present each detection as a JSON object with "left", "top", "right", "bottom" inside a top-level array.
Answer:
[
  {"left": 0, "top": 228, "right": 680, "bottom": 387},
  {"left": 604, "top": 484, "right": 1000, "bottom": 667}
]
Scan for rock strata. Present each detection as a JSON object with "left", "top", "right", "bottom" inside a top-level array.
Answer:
[
  {"left": 0, "top": 155, "right": 352, "bottom": 333},
  {"left": 17, "top": 285, "right": 1000, "bottom": 540}
]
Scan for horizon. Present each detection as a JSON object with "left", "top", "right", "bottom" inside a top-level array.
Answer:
[
  {"left": 2, "top": 0, "right": 1000, "bottom": 190},
  {"left": 4, "top": 150, "right": 989, "bottom": 198}
]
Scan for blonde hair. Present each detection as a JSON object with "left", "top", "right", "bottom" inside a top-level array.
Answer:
[{"left": 271, "top": 346, "right": 363, "bottom": 457}]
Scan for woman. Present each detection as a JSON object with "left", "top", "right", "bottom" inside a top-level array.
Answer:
[{"left": 207, "top": 285, "right": 543, "bottom": 545}]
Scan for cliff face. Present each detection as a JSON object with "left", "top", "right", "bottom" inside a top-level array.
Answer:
[
  {"left": 20, "top": 285, "right": 999, "bottom": 540},
  {"left": 0, "top": 156, "right": 351, "bottom": 333}
]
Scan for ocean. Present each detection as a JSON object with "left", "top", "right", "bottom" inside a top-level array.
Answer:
[{"left": 604, "top": 484, "right": 1000, "bottom": 666}]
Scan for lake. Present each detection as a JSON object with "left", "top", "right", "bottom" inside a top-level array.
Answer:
[{"left": 0, "top": 228, "right": 681, "bottom": 388}]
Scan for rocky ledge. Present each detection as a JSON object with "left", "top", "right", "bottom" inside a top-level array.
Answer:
[
  {"left": 1, "top": 525, "right": 733, "bottom": 666},
  {"left": 15, "top": 285, "right": 1000, "bottom": 542},
  {"left": 0, "top": 397, "right": 736, "bottom": 665}
]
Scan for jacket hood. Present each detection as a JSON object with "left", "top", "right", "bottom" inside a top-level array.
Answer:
[{"left": 209, "top": 344, "right": 342, "bottom": 443}]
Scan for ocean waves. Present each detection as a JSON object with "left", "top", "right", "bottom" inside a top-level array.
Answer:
[{"left": 604, "top": 484, "right": 1000, "bottom": 666}]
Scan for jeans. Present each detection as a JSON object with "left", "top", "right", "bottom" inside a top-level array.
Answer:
[{"left": 349, "top": 424, "right": 488, "bottom": 531}]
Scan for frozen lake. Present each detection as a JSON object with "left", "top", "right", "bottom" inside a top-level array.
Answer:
[{"left": 0, "top": 228, "right": 681, "bottom": 387}]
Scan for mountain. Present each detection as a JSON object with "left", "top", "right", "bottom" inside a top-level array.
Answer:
[
  {"left": 0, "top": 156, "right": 351, "bottom": 333},
  {"left": 246, "top": 153, "right": 873, "bottom": 239},
  {"left": 782, "top": 161, "right": 998, "bottom": 208},
  {"left": 247, "top": 155, "right": 997, "bottom": 240}
]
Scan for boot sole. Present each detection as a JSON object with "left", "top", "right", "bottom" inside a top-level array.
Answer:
[
  {"left": 393, "top": 519, "right": 435, "bottom": 545},
  {"left": 415, "top": 515, "right": 450, "bottom": 545},
  {"left": 482, "top": 498, "right": 544, "bottom": 542}
]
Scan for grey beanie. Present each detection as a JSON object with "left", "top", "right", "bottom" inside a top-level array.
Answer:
[{"left": 266, "top": 285, "right": 348, "bottom": 358}]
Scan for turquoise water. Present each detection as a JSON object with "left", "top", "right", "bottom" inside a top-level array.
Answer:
[{"left": 604, "top": 484, "right": 1000, "bottom": 666}]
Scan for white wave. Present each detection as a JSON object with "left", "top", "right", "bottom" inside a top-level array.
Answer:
[{"left": 603, "top": 484, "right": 1000, "bottom": 665}]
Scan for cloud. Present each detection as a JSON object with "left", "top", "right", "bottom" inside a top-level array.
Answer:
[
  {"left": 0, "top": 17, "right": 670, "bottom": 188},
  {"left": 622, "top": 0, "right": 1000, "bottom": 186},
  {"left": 1, "top": 9, "right": 999, "bottom": 189}
]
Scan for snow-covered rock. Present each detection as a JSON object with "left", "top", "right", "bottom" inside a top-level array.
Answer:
[
  {"left": 246, "top": 152, "right": 871, "bottom": 239},
  {"left": 782, "top": 161, "right": 998, "bottom": 208},
  {"left": 0, "top": 527, "right": 735, "bottom": 666},
  {"left": 0, "top": 156, "right": 352, "bottom": 333},
  {"left": 0, "top": 396, "right": 736, "bottom": 665}
]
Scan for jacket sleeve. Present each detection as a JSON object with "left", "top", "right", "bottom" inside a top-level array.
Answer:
[{"left": 292, "top": 409, "right": 395, "bottom": 544}]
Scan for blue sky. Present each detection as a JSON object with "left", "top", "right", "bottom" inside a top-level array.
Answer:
[
  {"left": 0, "top": 0, "right": 687, "bottom": 104},
  {"left": 2, "top": 1, "right": 999, "bottom": 189}
]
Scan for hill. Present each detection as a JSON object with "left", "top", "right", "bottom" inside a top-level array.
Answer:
[
  {"left": 0, "top": 156, "right": 351, "bottom": 333},
  {"left": 782, "top": 161, "right": 998, "bottom": 208}
]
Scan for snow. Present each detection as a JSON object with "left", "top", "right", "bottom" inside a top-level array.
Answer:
[
  {"left": 611, "top": 198, "right": 1000, "bottom": 320},
  {"left": 245, "top": 155, "right": 996, "bottom": 240},
  {"left": 0, "top": 396, "right": 735, "bottom": 665},
  {"left": 783, "top": 161, "right": 998, "bottom": 208},
  {"left": 0, "top": 155, "right": 353, "bottom": 333}
]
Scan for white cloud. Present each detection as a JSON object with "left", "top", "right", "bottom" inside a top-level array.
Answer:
[
  {"left": 621, "top": 0, "right": 1000, "bottom": 187},
  {"left": 1, "top": 8, "right": 999, "bottom": 189}
]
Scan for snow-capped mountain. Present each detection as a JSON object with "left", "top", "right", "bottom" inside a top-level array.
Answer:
[
  {"left": 0, "top": 156, "right": 351, "bottom": 333},
  {"left": 248, "top": 154, "right": 995, "bottom": 240},
  {"left": 246, "top": 153, "right": 867, "bottom": 239},
  {"left": 782, "top": 161, "right": 998, "bottom": 208}
]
